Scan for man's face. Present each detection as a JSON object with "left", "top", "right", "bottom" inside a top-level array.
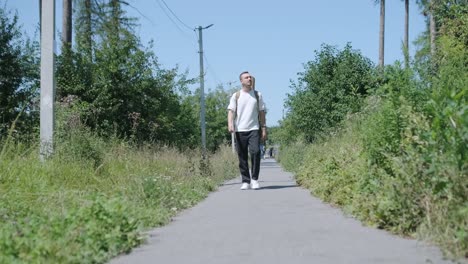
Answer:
[{"left": 240, "top": 73, "right": 252, "bottom": 88}]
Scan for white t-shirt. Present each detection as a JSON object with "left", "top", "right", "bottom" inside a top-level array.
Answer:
[{"left": 227, "top": 89, "right": 266, "bottom": 132}]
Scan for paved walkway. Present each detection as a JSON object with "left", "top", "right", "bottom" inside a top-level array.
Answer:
[{"left": 111, "top": 159, "right": 450, "bottom": 264}]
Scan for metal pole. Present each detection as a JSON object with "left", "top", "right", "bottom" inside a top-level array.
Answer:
[
  {"left": 197, "top": 24, "right": 213, "bottom": 157},
  {"left": 39, "top": 0, "right": 42, "bottom": 34},
  {"left": 378, "top": 0, "right": 385, "bottom": 69},
  {"left": 404, "top": 0, "right": 409, "bottom": 68},
  {"left": 40, "top": 0, "right": 56, "bottom": 160},
  {"left": 429, "top": 0, "right": 436, "bottom": 57},
  {"left": 197, "top": 26, "right": 206, "bottom": 157}
]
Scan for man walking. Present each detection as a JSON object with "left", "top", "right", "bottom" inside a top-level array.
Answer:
[{"left": 228, "top": 71, "right": 267, "bottom": 190}]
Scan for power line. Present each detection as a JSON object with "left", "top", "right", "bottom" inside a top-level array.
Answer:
[
  {"left": 126, "top": 4, "right": 157, "bottom": 27},
  {"left": 160, "top": 0, "right": 194, "bottom": 31},
  {"left": 147, "top": 3, "right": 222, "bottom": 91},
  {"left": 153, "top": 0, "right": 192, "bottom": 40},
  {"left": 203, "top": 53, "right": 222, "bottom": 86},
  {"left": 138, "top": 2, "right": 223, "bottom": 97}
]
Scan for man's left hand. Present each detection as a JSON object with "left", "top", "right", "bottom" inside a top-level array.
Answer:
[{"left": 261, "top": 128, "right": 267, "bottom": 141}]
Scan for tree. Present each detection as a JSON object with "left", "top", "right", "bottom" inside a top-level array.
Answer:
[
  {"left": 56, "top": 0, "right": 198, "bottom": 146},
  {"left": 0, "top": 6, "right": 39, "bottom": 139},
  {"left": 74, "top": 0, "right": 94, "bottom": 60},
  {"left": 62, "top": 0, "right": 72, "bottom": 46},
  {"left": 415, "top": 0, "right": 446, "bottom": 59},
  {"left": 205, "top": 85, "right": 234, "bottom": 151},
  {"left": 415, "top": 0, "right": 468, "bottom": 68},
  {"left": 285, "top": 44, "right": 376, "bottom": 142}
]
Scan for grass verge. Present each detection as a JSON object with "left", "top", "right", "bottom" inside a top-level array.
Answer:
[
  {"left": 0, "top": 137, "right": 237, "bottom": 263},
  {"left": 278, "top": 109, "right": 467, "bottom": 260}
]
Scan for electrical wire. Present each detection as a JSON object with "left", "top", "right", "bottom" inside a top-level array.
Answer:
[
  {"left": 193, "top": 30, "right": 222, "bottom": 86},
  {"left": 203, "top": 53, "right": 222, "bottom": 86},
  {"left": 126, "top": 4, "right": 157, "bottom": 27},
  {"left": 160, "top": 0, "right": 194, "bottom": 31},
  {"left": 153, "top": 0, "right": 193, "bottom": 40},
  {"left": 152, "top": 1, "right": 225, "bottom": 89}
]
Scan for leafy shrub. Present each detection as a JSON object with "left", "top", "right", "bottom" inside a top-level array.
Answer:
[
  {"left": 285, "top": 43, "right": 376, "bottom": 142},
  {"left": 279, "top": 51, "right": 467, "bottom": 257}
]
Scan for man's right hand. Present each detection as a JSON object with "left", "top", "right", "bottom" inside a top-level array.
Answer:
[{"left": 228, "top": 123, "right": 234, "bottom": 133}]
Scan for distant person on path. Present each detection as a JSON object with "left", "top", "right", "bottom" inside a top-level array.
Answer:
[
  {"left": 269, "top": 147, "right": 274, "bottom": 158},
  {"left": 227, "top": 71, "right": 267, "bottom": 190},
  {"left": 260, "top": 143, "right": 265, "bottom": 160}
]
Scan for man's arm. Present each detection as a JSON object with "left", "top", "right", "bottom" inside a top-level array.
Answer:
[
  {"left": 259, "top": 110, "right": 267, "bottom": 141},
  {"left": 228, "top": 110, "right": 235, "bottom": 133},
  {"left": 259, "top": 110, "right": 266, "bottom": 127}
]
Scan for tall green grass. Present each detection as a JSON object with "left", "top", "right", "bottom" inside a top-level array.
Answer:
[
  {"left": 279, "top": 96, "right": 466, "bottom": 259},
  {"left": 279, "top": 106, "right": 466, "bottom": 258},
  {"left": 0, "top": 133, "right": 237, "bottom": 263}
]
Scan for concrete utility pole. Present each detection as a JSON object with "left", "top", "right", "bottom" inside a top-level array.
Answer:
[
  {"left": 197, "top": 24, "right": 213, "bottom": 157},
  {"left": 404, "top": 0, "right": 409, "bottom": 68},
  {"left": 429, "top": 0, "right": 436, "bottom": 57},
  {"left": 378, "top": 0, "right": 385, "bottom": 69},
  {"left": 40, "top": 0, "right": 56, "bottom": 160},
  {"left": 39, "top": 0, "right": 42, "bottom": 34}
]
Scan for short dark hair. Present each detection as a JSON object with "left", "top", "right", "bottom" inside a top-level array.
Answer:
[{"left": 239, "top": 71, "right": 249, "bottom": 80}]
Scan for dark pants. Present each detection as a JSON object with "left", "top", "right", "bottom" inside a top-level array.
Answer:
[{"left": 235, "top": 130, "right": 261, "bottom": 183}]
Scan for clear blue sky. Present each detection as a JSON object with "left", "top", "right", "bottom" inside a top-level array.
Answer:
[{"left": 5, "top": 0, "right": 427, "bottom": 126}]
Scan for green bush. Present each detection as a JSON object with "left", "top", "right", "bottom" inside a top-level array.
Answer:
[
  {"left": 280, "top": 93, "right": 466, "bottom": 257},
  {"left": 279, "top": 35, "right": 467, "bottom": 256},
  {"left": 284, "top": 43, "right": 376, "bottom": 142}
]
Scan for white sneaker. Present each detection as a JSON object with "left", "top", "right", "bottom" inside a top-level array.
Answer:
[
  {"left": 251, "top": 180, "right": 260, "bottom": 190},
  {"left": 240, "top": 183, "right": 250, "bottom": 190}
]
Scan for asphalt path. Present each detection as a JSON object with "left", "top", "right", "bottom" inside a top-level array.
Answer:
[{"left": 110, "top": 159, "right": 450, "bottom": 264}]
